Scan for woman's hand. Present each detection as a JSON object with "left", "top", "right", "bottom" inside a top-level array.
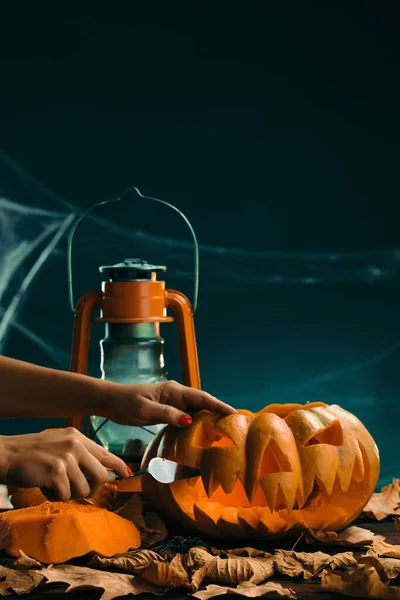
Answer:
[
  {"left": 104, "top": 380, "right": 236, "bottom": 428},
  {"left": 0, "top": 428, "right": 130, "bottom": 501},
  {"left": 0, "top": 356, "right": 235, "bottom": 428}
]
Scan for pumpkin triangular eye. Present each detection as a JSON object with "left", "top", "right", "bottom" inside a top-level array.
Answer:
[{"left": 304, "top": 420, "right": 343, "bottom": 447}]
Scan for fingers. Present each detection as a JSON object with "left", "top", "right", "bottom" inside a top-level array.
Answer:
[
  {"left": 135, "top": 382, "right": 236, "bottom": 427},
  {"left": 166, "top": 382, "right": 236, "bottom": 415},
  {"left": 187, "top": 391, "right": 236, "bottom": 415},
  {"left": 6, "top": 429, "right": 129, "bottom": 501},
  {"left": 138, "top": 400, "right": 191, "bottom": 428},
  {"left": 73, "top": 450, "right": 108, "bottom": 498},
  {"left": 83, "top": 441, "right": 129, "bottom": 479},
  {"left": 64, "top": 428, "right": 129, "bottom": 479},
  {"left": 65, "top": 457, "right": 92, "bottom": 498},
  {"left": 42, "top": 464, "right": 71, "bottom": 502}
]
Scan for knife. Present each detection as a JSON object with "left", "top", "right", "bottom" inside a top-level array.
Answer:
[{"left": 106, "top": 457, "right": 200, "bottom": 484}]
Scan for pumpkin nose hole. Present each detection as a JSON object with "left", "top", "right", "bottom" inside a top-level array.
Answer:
[
  {"left": 259, "top": 439, "right": 292, "bottom": 476},
  {"left": 304, "top": 421, "right": 343, "bottom": 447}
]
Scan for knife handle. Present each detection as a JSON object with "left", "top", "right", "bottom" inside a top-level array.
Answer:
[{"left": 106, "top": 468, "right": 148, "bottom": 482}]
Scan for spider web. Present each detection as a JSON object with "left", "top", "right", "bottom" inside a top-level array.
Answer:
[{"left": 2, "top": 147, "right": 400, "bottom": 359}]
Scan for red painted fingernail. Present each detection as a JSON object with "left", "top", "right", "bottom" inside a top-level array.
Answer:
[
  {"left": 126, "top": 466, "right": 133, "bottom": 476},
  {"left": 178, "top": 414, "right": 192, "bottom": 427}
]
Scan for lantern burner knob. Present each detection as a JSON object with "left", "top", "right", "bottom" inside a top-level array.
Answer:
[{"left": 99, "top": 258, "right": 167, "bottom": 282}]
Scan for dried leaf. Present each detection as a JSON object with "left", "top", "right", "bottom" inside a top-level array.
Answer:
[
  {"left": 89, "top": 549, "right": 164, "bottom": 574},
  {"left": 274, "top": 549, "right": 356, "bottom": 579},
  {"left": 116, "top": 493, "right": 168, "bottom": 548},
  {"left": 116, "top": 492, "right": 143, "bottom": 521},
  {"left": 363, "top": 480, "right": 400, "bottom": 521},
  {"left": 321, "top": 564, "right": 400, "bottom": 600},
  {"left": 372, "top": 542, "right": 400, "bottom": 559},
  {"left": 142, "top": 511, "right": 169, "bottom": 547},
  {"left": 15, "top": 550, "right": 42, "bottom": 569},
  {"left": 204, "top": 555, "right": 275, "bottom": 586},
  {"left": 187, "top": 546, "right": 275, "bottom": 587},
  {"left": 141, "top": 553, "right": 190, "bottom": 589},
  {"left": 0, "top": 564, "right": 43, "bottom": 596},
  {"left": 362, "top": 552, "right": 400, "bottom": 583},
  {"left": 306, "top": 525, "right": 385, "bottom": 547},
  {"left": 224, "top": 548, "right": 272, "bottom": 559},
  {"left": 39, "top": 564, "right": 164, "bottom": 600},
  {"left": 191, "top": 580, "right": 296, "bottom": 599},
  {"left": 191, "top": 565, "right": 208, "bottom": 592},
  {"left": 187, "top": 546, "right": 215, "bottom": 568},
  {"left": 176, "top": 550, "right": 210, "bottom": 592}
]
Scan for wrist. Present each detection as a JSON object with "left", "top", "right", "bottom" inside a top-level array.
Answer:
[
  {"left": 88, "top": 377, "right": 132, "bottom": 420},
  {"left": 81, "top": 376, "right": 112, "bottom": 418},
  {"left": 95, "top": 379, "right": 140, "bottom": 422}
]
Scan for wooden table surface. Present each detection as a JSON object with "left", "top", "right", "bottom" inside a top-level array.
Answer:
[{"left": 7, "top": 517, "right": 400, "bottom": 600}]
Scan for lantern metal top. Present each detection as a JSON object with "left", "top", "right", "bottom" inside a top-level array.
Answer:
[{"left": 99, "top": 258, "right": 167, "bottom": 282}]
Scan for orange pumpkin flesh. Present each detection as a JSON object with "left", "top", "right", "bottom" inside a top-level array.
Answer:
[
  {"left": 141, "top": 403, "right": 380, "bottom": 539},
  {"left": 8, "top": 482, "right": 118, "bottom": 511},
  {"left": 0, "top": 502, "right": 141, "bottom": 564}
]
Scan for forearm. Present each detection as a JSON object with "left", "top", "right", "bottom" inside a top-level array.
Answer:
[{"left": 0, "top": 356, "right": 109, "bottom": 418}]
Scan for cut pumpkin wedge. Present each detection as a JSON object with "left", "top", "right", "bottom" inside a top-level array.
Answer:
[{"left": 0, "top": 502, "right": 140, "bottom": 564}]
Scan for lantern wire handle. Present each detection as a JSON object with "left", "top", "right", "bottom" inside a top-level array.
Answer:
[{"left": 67, "top": 186, "right": 199, "bottom": 314}]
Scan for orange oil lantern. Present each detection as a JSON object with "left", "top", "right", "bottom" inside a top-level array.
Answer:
[{"left": 65, "top": 189, "right": 201, "bottom": 487}]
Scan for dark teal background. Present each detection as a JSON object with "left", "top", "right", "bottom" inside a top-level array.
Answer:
[{"left": 0, "top": 3, "right": 399, "bottom": 488}]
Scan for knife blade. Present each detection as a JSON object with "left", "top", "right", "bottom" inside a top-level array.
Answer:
[{"left": 107, "top": 457, "right": 200, "bottom": 484}]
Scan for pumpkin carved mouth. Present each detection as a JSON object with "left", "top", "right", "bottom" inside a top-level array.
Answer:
[{"left": 142, "top": 402, "right": 379, "bottom": 538}]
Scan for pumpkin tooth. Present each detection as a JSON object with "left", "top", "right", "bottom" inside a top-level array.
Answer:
[
  {"left": 256, "top": 506, "right": 288, "bottom": 535},
  {"left": 204, "top": 447, "right": 242, "bottom": 495},
  {"left": 194, "top": 501, "right": 223, "bottom": 522},
  {"left": 193, "top": 501, "right": 224, "bottom": 533},
  {"left": 351, "top": 442, "right": 365, "bottom": 483},
  {"left": 217, "top": 507, "right": 247, "bottom": 539},
  {"left": 316, "top": 463, "right": 337, "bottom": 495},
  {"left": 302, "top": 466, "right": 336, "bottom": 499},
  {"left": 315, "top": 470, "right": 337, "bottom": 495},
  {"left": 295, "top": 484, "right": 305, "bottom": 509},
  {"left": 301, "top": 473, "right": 316, "bottom": 505},
  {"left": 237, "top": 506, "right": 263, "bottom": 533},
  {"left": 278, "top": 472, "right": 298, "bottom": 513},
  {"left": 247, "top": 482, "right": 267, "bottom": 507},
  {"left": 259, "top": 473, "right": 298, "bottom": 512},
  {"left": 335, "top": 439, "right": 358, "bottom": 493},
  {"left": 213, "top": 466, "right": 240, "bottom": 496},
  {"left": 335, "top": 463, "right": 354, "bottom": 493},
  {"left": 300, "top": 446, "right": 338, "bottom": 501},
  {"left": 259, "top": 474, "right": 280, "bottom": 511},
  {"left": 200, "top": 466, "right": 219, "bottom": 498}
]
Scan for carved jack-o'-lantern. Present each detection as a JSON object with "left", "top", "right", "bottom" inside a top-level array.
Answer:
[{"left": 141, "top": 403, "right": 379, "bottom": 538}]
